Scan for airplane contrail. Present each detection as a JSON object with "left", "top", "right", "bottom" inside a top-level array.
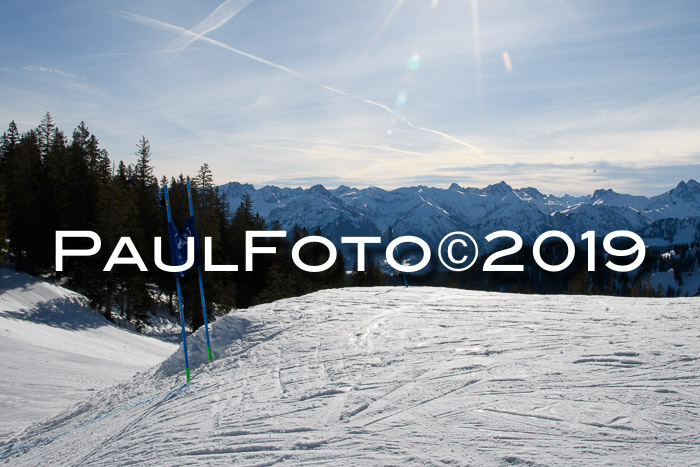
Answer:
[
  {"left": 165, "top": 0, "right": 255, "bottom": 54},
  {"left": 321, "top": 84, "right": 349, "bottom": 96},
  {"left": 118, "top": 11, "right": 301, "bottom": 76},
  {"left": 118, "top": 9, "right": 484, "bottom": 156},
  {"left": 362, "top": 99, "right": 394, "bottom": 115},
  {"left": 401, "top": 117, "right": 484, "bottom": 156}
]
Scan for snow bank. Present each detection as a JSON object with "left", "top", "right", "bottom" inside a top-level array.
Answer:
[{"left": 156, "top": 310, "right": 256, "bottom": 378}]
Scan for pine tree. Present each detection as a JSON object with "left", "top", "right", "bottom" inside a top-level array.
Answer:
[
  {"left": 367, "top": 260, "right": 388, "bottom": 286},
  {"left": 0, "top": 168, "right": 7, "bottom": 262},
  {"left": 37, "top": 111, "right": 55, "bottom": 159},
  {"left": 227, "top": 193, "right": 263, "bottom": 307},
  {"left": 193, "top": 163, "right": 214, "bottom": 191},
  {"left": 0, "top": 121, "right": 20, "bottom": 170},
  {"left": 351, "top": 258, "right": 386, "bottom": 286},
  {"left": 567, "top": 266, "right": 589, "bottom": 295},
  {"left": 6, "top": 129, "right": 44, "bottom": 272},
  {"left": 134, "top": 136, "right": 155, "bottom": 188},
  {"left": 132, "top": 136, "right": 160, "bottom": 268},
  {"left": 189, "top": 163, "right": 233, "bottom": 318},
  {"left": 330, "top": 249, "right": 347, "bottom": 287},
  {"left": 0, "top": 122, "right": 18, "bottom": 263},
  {"left": 256, "top": 261, "right": 292, "bottom": 304}
]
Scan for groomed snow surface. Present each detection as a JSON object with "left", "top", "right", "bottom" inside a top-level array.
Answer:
[
  {"left": 2, "top": 282, "right": 699, "bottom": 465},
  {"left": 0, "top": 269, "right": 176, "bottom": 439}
]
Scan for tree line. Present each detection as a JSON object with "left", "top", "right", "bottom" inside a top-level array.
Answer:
[
  {"left": 391, "top": 238, "right": 699, "bottom": 297},
  {"left": 0, "top": 113, "right": 372, "bottom": 331}
]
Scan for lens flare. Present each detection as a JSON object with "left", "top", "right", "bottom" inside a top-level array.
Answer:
[
  {"left": 396, "top": 91, "right": 408, "bottom": 106},
  {"left": 502, "top": 51, "right": 513, "bottom": 72},
  {"left": 406, "top": 52, "right": 421, "bottom": 71}
]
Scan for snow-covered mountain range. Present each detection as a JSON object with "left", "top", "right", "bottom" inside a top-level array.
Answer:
[{"left": 219, "top": 179, "right": 700, "bottom": 248}]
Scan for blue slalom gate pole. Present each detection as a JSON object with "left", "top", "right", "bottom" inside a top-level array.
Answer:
[
  {"left": 186, "top": 180, "right": 213, "bottom": 362},
  {"left": 394, "top": 246, "right": 409, "bottom": 288},
  {"left": 163, "top": 184, "right": 191, "bottom": 383},
  {"left": 388, "top": 226, "right": 409, "bottom": 287}
]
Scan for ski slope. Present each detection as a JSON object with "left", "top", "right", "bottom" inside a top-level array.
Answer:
[
  {"left": 3, "top": 287, "right": 699, "bottom": 465},
  {"left": 0, "top": 268, "right": 176, "bottom": 439}
]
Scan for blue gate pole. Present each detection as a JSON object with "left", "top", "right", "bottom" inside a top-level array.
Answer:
[
  {"left": 186, "top": 180, "right": 213, "bottom": 362},
  {"left": 163, "top": 184, "right": 191, "bottom": 383},
  {"left": 394, "top": 245, "right": 409, "bottom": 288},
  {"left": 389, "top": 227, "right": 409, "bottom": 287}
]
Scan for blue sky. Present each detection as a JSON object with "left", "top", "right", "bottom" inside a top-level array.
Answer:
[{"left": 1, "top": 0, "right": 698, "bottom": 195}]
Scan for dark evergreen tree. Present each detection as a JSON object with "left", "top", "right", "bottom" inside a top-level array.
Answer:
[
  {"left": 133, "top": 136, "right": 160, "bottom": 266},
  {"left": 37, "top": 111, "right": 55, "bottom": 159},
  {"left": 0, "top": 121, "right": 20, "bottom": 170},
  {"left": 0, "top": 166, "right": 7, "bottom": 262},
  {"left": 6, "top": 129, "right": 44, "bottom": 272}
]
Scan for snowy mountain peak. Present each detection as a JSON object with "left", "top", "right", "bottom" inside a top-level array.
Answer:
[
  {"left": 220, "top": 181, "right": 256, "bottom": 193},
  {"left": 586, "top": 188, "right": 649, "bottom": 211},
  {"left": 673, "top": 179, "right": 700, "bottom": 195},
  {"left": 518, "top": 187, "right": 545, "bottom": 200},
  {"left": 308, "top": 184, "right": 330, "bottom": 195},
  {"left": 660, "top": 179, "right": 699, "bottom": 198},
  {"left": 333, "top": 184, "right": 352, "bottom": 195},
  {"left": 484, "top": 180, "right": 512, "bottom": 194},
  {"left": 448, "top": 182, "right": 463, "bottom": 191},
  {"left": 592, "top": 188, "right": 617, "bottom": 197}
]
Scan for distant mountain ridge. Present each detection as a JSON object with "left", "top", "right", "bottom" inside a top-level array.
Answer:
[{"left": 218, "top": 179, "right": 700, "bottom": 248}]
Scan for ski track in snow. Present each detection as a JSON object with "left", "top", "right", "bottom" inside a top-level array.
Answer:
[{"left": 2, "top": 287, "right": 699, "bottom": 465}]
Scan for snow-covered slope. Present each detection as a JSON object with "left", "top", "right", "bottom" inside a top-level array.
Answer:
[
  {"left": 268, "top": 184, "right": 380, "bottom": 242},
  {"left": 645, "top": 180, "right": 700, "bottom": 220},
  {"left": 0, "top": 269, "right": 176, "bottom": 439},
  {"left": 639, "top": 216, "right": 700, "bottom": 246},
  {"left": 219, "top": 180, "right": 700, "bottom": 249},
  {"left": 5, "top": 288, "right": 698, "bottom": 465}
]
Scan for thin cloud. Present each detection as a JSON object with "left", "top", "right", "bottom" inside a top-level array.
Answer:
[
  {"left": 470, "top": 0, "right": 483, "bottom": 112},
  {"left": 304, "top": 140, "right": 426, "bottom": 158},
  {"left": 254, "top": 139, "right": 426, "bottom": 159},
  {"left": 23, "top": 65, "right": 78, "bottom": 80},
  {"left": 248, "top": 144, "right": 388, "bottom": 164},
  {"left": 321, "top": 84, "right": 349, "bottom": 96},
  {"left": 165, "top": 0, "right": 254, "bottom": 54}
]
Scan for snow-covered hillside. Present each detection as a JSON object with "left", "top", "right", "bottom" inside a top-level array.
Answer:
[
  {"left": 638, "top": 216, "right": 700, "bottom": 246},
  {"left": 219, "top": 180, "right": 700, "bottom": 247},
  {"left": 0, "top": 269, "right": 176, "bottom": 439},
  {"left": 4, "top": 288, "right": 698, "bottom": 465}
]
